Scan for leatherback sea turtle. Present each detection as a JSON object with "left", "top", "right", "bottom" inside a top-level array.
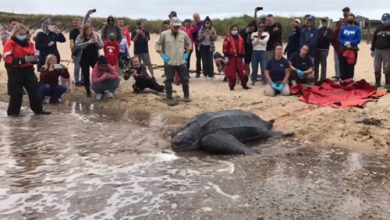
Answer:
[{"left": 171, "top": 110, "right": 293, "bottom": 155}]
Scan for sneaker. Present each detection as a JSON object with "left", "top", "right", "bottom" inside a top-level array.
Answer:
[
  {"left": 96, "top": 93, "right": 102, "bottom": 100},
  {"left": 167, "top": 99, "right": 177, "bottom": 106},
  {"left": 242, "top": 85, "right": 251, "bottom": 90},
  {"left": 183, "top": 96, "right": 192, "bottom": 102},
  {"left": 106, "top": 92, "right": 114, "bottom": 98}
]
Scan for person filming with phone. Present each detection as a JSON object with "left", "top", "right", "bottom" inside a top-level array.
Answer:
[
  {"left": 35, "top": 20, "right": 66, "bottom": 69},
  {"left": 38, "top": 54, "right": 70, "bottom": 104}
]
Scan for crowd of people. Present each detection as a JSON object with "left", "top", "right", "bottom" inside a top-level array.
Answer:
[{"left": 0, "top": 7, "right": 389, "bottom": 114}]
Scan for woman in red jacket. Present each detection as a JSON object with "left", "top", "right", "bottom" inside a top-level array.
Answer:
[
  {"left": 39, "top": 54, "right": 70, "bottom": 104},
  {"left": 3, "top": 23, "right": 50, "bottom": 116},
  {"left": 223, "top": 25, "right": 250, "bottom": 90}
]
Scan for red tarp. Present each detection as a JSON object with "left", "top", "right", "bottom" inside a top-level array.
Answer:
[{"left": 290, "top": 79, "right": 387, "bottom": 108}]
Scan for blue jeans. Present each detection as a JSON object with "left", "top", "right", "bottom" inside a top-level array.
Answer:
[
  {"left": 251, "top": 50, "right": 267, "bottom": 83},
  {"left": 91, "top": 79, "right": 120, "bottom": 94},
  {"left": 74, "top": 62, "right": 82, "bottom": 83},
  {"left": 39, "top": 84, "right": 67, "bottom": 101}
]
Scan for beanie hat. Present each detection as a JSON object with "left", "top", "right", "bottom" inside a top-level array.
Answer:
[{"left": 98, "top": 56, "right": 108, "bottom": 65}]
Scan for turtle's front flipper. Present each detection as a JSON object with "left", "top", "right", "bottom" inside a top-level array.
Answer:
[{"left": 200, "top": 131, "right": 255, "bottom": 155}]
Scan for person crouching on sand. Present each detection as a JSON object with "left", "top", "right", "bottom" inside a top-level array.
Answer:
[
  {"left": 91, "top": 56, "right": 120, "bottom": 100},
  {"left": 289, "top": 44, "right": 314, "bottom": 84},
  {"left": 124, "top": 57, "right": 165, "bottom": 93},
  {"left": 264, "top": 44, "right": 291, "bottom": 97},
  {"left": 222, "top": 24, "right": 250, "bottom": 91},
  {"left": 38, "top": 54, "right": 70, "bottom": 104}
]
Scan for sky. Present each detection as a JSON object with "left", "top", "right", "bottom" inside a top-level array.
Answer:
[{"left": 1, "top": 0, "right": 389, "bottom": 21}]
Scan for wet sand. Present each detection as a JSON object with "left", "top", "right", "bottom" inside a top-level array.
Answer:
[{"left": 0, "top": 34, "right": 389, "bottom": 157}]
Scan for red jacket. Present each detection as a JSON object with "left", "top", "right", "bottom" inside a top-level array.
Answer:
[
  {"left": 122, "top": 27, "right": 131, "bottom": 47},
  {"left": 103, "top": 40, "right": 120, "bottom": 66},
  {"left": 91, "top": 64, "right": 119, "bottom": 85},
  {"left": 223, "top": 34, "right": 245, "bottom": 57},
  {"left": 3, "top": 37, "right": 36, "bottom": 68}
]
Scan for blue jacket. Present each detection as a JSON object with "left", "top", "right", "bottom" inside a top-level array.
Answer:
[
  {"left": 300, "top": 27, "right": 319, "bottom": 57},
  {"left": 338, "top": 25, "right": 361, "bottom": 49}
]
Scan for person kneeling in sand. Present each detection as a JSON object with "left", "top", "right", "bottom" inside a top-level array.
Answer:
[
  {"left": 39, "top": 54, "right": 70, "bottom": 104},
  {"left": 289, "top": 44, "right": 314, "bottom": 84},
  {"left": 264, "top": 44, "right": 291, "bottom": 96},
  {"left": 91, "top": 56, "right": 120, "bottom": 100},
  {"left": 124, "top": 57, "right": 165, "bottom": 93}
]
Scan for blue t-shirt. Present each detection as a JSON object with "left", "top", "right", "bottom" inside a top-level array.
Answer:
[
  {"left": 131, "top": 29, "right": 150, "bottom": 54},
  {"left": 289, "top": 53, "right": 313, "bottom": 71},
  {"left": 266, "top": 57, "right": 290, "bottom": 82}
]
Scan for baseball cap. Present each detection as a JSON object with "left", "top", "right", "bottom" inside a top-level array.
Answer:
[
  {"left": 184, "top": 18, "right": 192, "bottom": 23},
  {"left": 307, "top": 16, "right": 316, "bottom": 21},
  {"left": 382, "top": 13, "right": 390, "bottom": 21},
  {"left": 321, "top": 17, "right": 329, "bottom": 22},
  {"left": 342, "top": 7, "right": 350, "bottom": 12},
  {"left": 170, "top": 17, "right": 182, "bottom": 27},
  {"left": 294, "top": 19, "right": 301, "bottom": 24}
]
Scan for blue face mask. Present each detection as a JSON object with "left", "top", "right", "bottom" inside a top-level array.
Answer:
[{"left": 16, "top": 35, "right": 27, "bottom": 41}]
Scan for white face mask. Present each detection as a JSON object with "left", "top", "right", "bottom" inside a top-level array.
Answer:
[{"left": 231, "top": 30, "right": 238, "bottom": 35}]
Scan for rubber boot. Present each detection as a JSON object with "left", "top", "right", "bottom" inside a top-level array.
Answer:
[
  {"left": 385, "top": 74, "right": 390, "bottom": 89},
  {"left": 165, "top": 83, "right": 176, "bottom": 106},
  {"left": 182, "top": 83, "right": 190, "bottom": 99}
]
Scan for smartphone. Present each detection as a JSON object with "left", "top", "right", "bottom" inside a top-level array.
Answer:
[
  {"left": 54, "top": 64, "right": 62, "bottom": 69},
  {"left": 256, "top": 7, "right": 263, "bottom": 11},
  {"left": 90, "top": 9, "right": 96, "bottom": 13}
]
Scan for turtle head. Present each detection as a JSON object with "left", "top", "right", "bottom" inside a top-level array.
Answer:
[{"left": 171, "top": 123, "right": 200, "bottom": 151}]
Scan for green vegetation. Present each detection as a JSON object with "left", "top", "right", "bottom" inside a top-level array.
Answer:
[{"left": 0, "top": 11, "right": 378, "bottom": 41}]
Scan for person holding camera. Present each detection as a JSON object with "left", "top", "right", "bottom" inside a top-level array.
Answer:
[
  {"left": 38, "top": 54, "right": 70, "bottom": 104},
  {"left": 74, "top": 24, "right": 103, "bottom": 97},
  {"left": 3, "top": 23, "right": 50, "bottom": 116},
  {"left": 132, "top": 20, "right": 154, "bottom": 77},
  {"left": 91, "top": 56, "right": 120, "bottom": 100},
  {"left": 35, "top": 20, "right": 66, "bottom": 69},
  {"left": 124, "top": 57, "right": 164, "bottom": 93},
  {"left": 197, "top": 16, "right": 217, "bottom": 79}
]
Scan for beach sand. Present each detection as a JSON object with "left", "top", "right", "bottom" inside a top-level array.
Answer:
[{"left": 0, "top": 34, "right": 389, "bottom": 156}]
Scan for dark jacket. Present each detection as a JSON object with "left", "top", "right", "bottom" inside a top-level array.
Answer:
[
  {"left": 35, "top": 31, "right": 66, "bottom": 65},
  {"left": 300, "top": 27, "right": 319, "bottom": 57},
  {"left": 101, "top": 16, "right": 122, "bottom": 42},
  {"left": 39, "top": 68, "right": 70, "bottom": 87},
  {"left": 317, "top": 26, "right": 333, "bottom": 50},
  {"left": 285, "top": 27, "right": 301, "bottom": 57},
  {"left": 265, "top": 22, "right": 283, "bottom": 51},
  {"left": 371, "top": 25, "right": 390, "bottom": 51}
]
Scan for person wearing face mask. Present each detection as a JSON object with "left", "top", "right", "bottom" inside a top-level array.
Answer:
[
  {"left": 101, "top": 16, "right": 122, "bottom": 42},
  {"left": 124, "top": 57, "right": 165, "bottom": 93},
  {"left": 91, "top": 56, "right": 120, "bottom": 100},
  {"left": 371, "top": 13, "right": 390, "bottom": 88},
  {"left": 198, "top": 16, "right": 217, "bottom": 79},
  {"left": 240, "top": 20, "right": 257, "bottom": 76},
  {"left": 3, "top": 23, "right": 51, "bottom": 116},
  {"left": 103, "top": 33, "right": 120, "bottom": 68},
  {"left": 182, "top": 19, "right": 196, "bottom": 75},
  {"left": 74, "top": 24, "right": 103, "bottom": 97},
  {"left": 284, "top": 19, "right": 301, "bottom": 60},
  {"left": 314, "top": 17, "right": 333, "bottom": 82},
  {"left": 223, "top": 25, "right": 250, "bottom": 91},
  {"left": 338, "top": 13, "right": 361, "bottom": 83},
  {"left": 251, "top": 22, "right": 269, "bottom": 85},
  {"left": 35, "top": 20, "right": 66, "bottom": 69},
  {"left": 38, "top": 54, "right": 70, "bottom": 104},
  {"left": 155, "top": 17, "right": 192, "bottom": 106},
  {"left": 300, "top": 16, "right": 319, "bottom": 63}
]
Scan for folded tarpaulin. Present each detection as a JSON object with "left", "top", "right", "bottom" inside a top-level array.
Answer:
[{"left": 290, "top": 79, "right": 387, "bottom": 108}]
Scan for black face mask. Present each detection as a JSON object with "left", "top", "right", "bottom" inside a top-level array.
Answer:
[{"left": 347, "top": 20, "right": 354, "bottom": 25}]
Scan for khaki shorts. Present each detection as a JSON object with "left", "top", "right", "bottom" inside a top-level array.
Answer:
[{"left": 135, "top": 53, "right": 152, "bottom": 66}]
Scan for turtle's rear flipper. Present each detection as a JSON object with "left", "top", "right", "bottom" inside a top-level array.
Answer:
[
  {"left": 268, "top": 131, "right": 295, "bottom": 138},
  {"left": 200, "top": 131, "right": 255, "bottom": 155}
]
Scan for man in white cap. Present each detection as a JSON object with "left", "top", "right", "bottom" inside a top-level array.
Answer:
[
  {"left": 371, "top": 13, "right": 390, "bottom": 88},
  {"left": 155, "top": 17, "right": 192, "bottom": 106}
]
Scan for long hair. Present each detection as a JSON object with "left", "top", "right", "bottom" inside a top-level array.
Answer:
[
  {"left": 80, "top": 23, "right": 93, "bottom": 41},
  {"left": 10, "top": 23, "right": 27, "bottom": 38},
  {"left": 43, "top": 54, "right": 57, "bottom": 71}
]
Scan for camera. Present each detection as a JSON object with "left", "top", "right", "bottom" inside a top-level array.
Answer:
[{"left": 54, "top": 64, "right": 62, "bottom": 69}]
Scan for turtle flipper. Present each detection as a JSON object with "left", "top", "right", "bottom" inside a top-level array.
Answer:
[
  {"left": 268, "top": 131, "right": 295, "bottom": 138},
  {"left": 200, "top": 131, "right": 255, "bottom": 155}
]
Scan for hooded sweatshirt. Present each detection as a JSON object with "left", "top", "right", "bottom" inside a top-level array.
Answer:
[
  {"left": 338, "top": 25, "right": 361, "bottom": 51},
  {"left": 371, "top": 25, "right": 390, "bottom": 51},
  {"left": 101, "top": 16, "right": 122, "bottom": 42}
]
